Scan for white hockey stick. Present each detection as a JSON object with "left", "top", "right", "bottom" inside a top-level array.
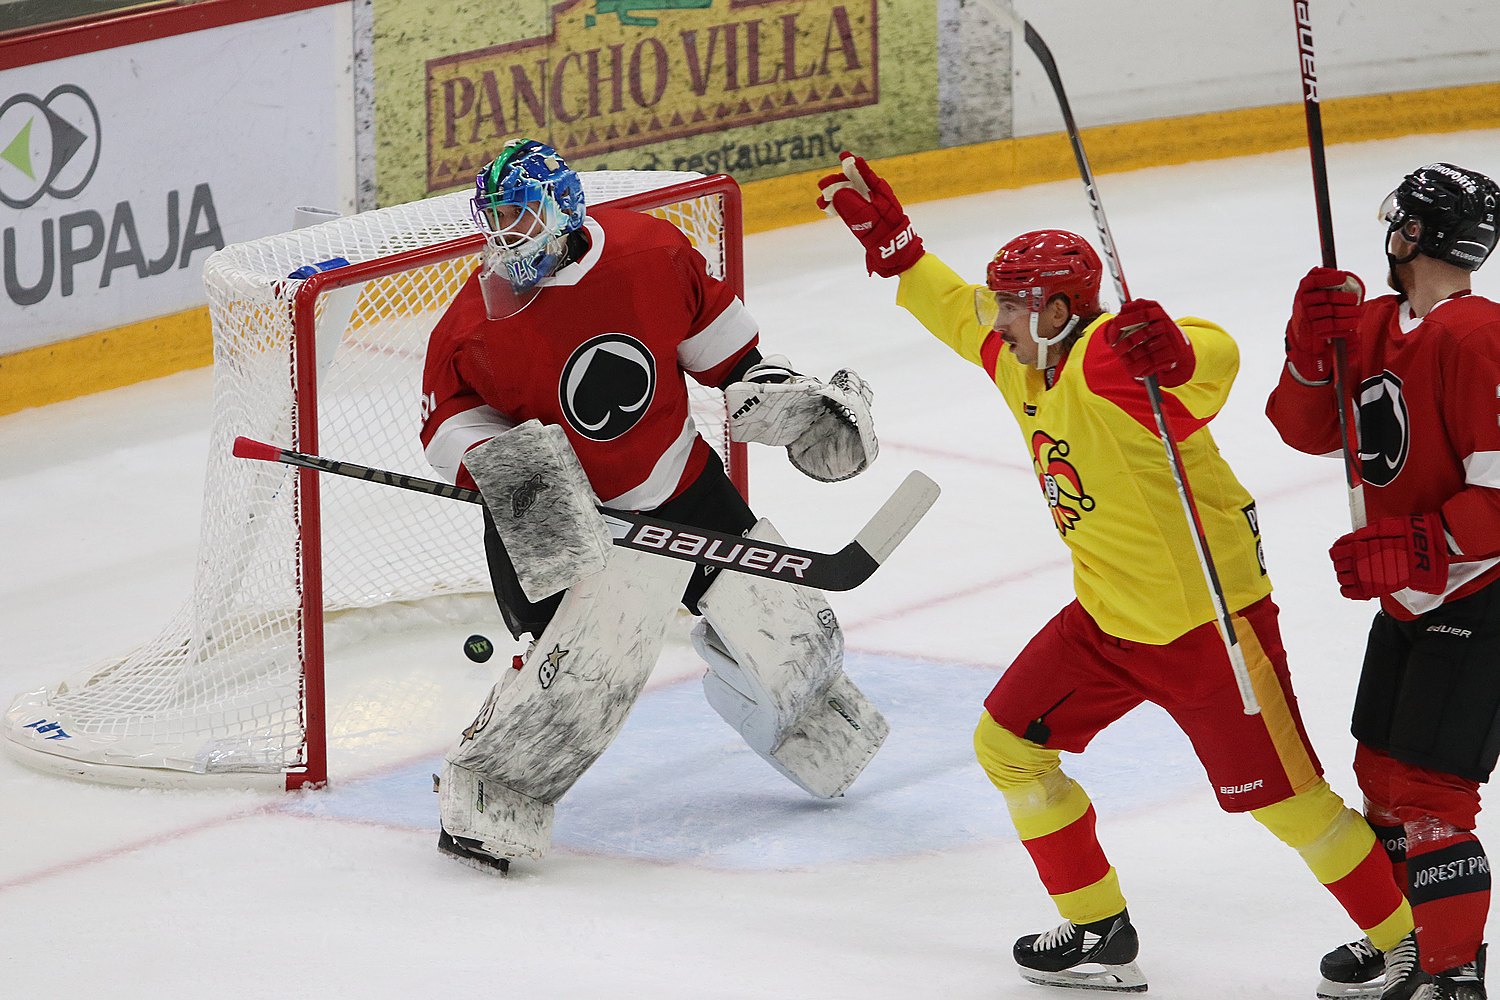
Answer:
[
  {"left": 964, "top": 0, "right": 1260, "bottom": 714},
  {"left": 232, "top": 436, "right": 939, "bottom": 592}
]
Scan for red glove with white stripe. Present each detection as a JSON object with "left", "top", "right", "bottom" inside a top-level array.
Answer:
[
  {"left": 1329, "top": 513, "right": 1449, "bottom": 600},
  {"left": 816, "top": 151, "right": 925, "bottom": 278},
  {"left": 1287, "top": 266, "right": 1364, "bottom": 383}
]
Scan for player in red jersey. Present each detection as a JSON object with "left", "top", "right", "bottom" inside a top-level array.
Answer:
[
  {"left": 1268, "top": 162, "right": 1500, "bottom": 1000},
  {"left": 421, "top": 139, "right": 887, "bottom": 873}
]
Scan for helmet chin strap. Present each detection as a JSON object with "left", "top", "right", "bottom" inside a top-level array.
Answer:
[
  {"left": 1028, "top": 300, "right": 1081, "bottom": 370},
  {"left": 1384, "top": 219, "right": 1422, "bottom": 295}
]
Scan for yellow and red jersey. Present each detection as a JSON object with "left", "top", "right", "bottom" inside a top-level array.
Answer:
[{"left": 897, "top": 252, "right": 1270, "bottom": 645}]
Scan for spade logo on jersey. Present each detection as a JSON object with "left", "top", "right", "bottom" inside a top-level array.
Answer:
[
  {"left": 1356, "top": 369, "right": 1410, "bottom": 488},
  {"left": 1031, "top": 431, "right": 1095, "bottom": 535},
  {"left": 559, "top": 333, "right": 657, "bottom": 441}
]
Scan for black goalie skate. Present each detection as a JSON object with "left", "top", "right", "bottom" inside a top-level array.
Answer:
[
  {"left": 1318, "top": 937, "right": 1385, "bottom": 999},
  {"left": 437, "top": 826, "right": 511, "bottom": 875},
  {"left": 1013, "top": 909, "right": 1147, "bottom": 992}
]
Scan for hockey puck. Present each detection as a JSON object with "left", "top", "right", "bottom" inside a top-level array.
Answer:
[{"left": 463, "top": 634, "right": 494, "bottom": 663}]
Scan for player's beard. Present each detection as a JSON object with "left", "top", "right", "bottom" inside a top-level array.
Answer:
[{"left": 1385, "top": 259, "right": 1409, "bottom": 297}]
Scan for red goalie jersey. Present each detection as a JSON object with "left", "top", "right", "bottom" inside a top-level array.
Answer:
[
  {"left": 420, "top": 206, "right": 759, "bottom": 510},
  {"left": 1266, "top": 292, "right": 1500, "bottom": 618}
]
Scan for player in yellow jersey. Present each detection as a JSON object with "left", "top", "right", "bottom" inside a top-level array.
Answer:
[{"left": 817, "top": 151, "right": 1413, "bottom": 996}]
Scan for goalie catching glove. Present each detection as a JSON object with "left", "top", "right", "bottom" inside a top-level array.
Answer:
[{"left": 725, "top": 355, "right": 878, "bottom": 482}]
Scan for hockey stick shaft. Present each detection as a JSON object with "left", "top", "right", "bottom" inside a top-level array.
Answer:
[
  {"left": 232, "top": 436, "right": 937, "bottom": 592},
  {"left": 970, "top": 0, "right": 1259, "bottom": 713},
  {"left": 1294, "top": 0, "right": 1366, "bottom": 528}
]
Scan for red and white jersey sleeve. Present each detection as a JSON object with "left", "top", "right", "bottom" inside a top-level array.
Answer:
[
  {"left": 1268, "top": 291, "right": 1500, "bottom": 616},
  {"left": 1426, "top": 297, "right": 1500, "bottom": 558},
  {"left": 419, "top": 206, "right": 759, "bottom": 510}
]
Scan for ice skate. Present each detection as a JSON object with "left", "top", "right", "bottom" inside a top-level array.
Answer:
[
  {"left": 1379, "top": 933, "right": 1429, "bottom": 1000},
  {"left": 1427, "top": 944, "right": 1488, "bottom": 1000},
  {"left": 1318, "top": 937, "right": 1385, "bottom": 999},
  {"left": 1325, "top": 937, "right": 1489, "bottom": 1000},
  {"left": 437, "top": 826, "right": 511, "bottom": 875},
  {"left": 1013, "top": 909, "right": 1147, "bottom": 992},
  {"left": 1370, "top": 935, "right": 1489, "bottom": 1000}
]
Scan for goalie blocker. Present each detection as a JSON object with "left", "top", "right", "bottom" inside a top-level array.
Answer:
[{"left": 464, "top": 420, "right": 611, "bottom": 604}]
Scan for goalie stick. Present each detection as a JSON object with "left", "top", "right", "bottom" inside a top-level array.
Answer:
[
  {"left": 964, "top": 0, "right": 1260, "bottom": 715},
  {"left": 231, "top": 436, "right": 938, "bottom": 592},
  {"left": 1294, "top": 0, "right": 1367, "bottom": 529}
]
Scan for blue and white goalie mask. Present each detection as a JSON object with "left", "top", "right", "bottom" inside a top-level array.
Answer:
[{"left": 470, "top": 139, "right": 586, "bottom": 319}]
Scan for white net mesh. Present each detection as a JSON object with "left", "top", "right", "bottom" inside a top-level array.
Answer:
[{"left": 4, "top": 171, "right": 740, "bottom": 785}]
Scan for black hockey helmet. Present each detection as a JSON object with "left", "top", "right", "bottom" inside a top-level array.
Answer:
[{"left": 1380, "top": 162, "right": 1499, "bottom": 271}]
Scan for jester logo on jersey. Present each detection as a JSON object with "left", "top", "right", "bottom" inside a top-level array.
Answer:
[
  {"left": 1031, "top": 431, "right": 1095, "bottom": 534},
  {"left": 1356, "top": 369, "right": 1410, "bottom": 488}
]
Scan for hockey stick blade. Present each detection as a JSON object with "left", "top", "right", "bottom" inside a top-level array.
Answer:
[{"left": 231, "top": 436, "right": 938, "bottom": 592}]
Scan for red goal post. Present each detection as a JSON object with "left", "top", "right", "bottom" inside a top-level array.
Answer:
[{"left": 3, "top": 171, "right": 747, "bottom": 790}]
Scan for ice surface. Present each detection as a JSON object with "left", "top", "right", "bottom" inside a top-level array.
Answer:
[{"left": 2, "top": 131, "right": 1498, "bottom": 999}]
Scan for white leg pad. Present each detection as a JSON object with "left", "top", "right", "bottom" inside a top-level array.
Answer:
[
  {"left": 762, "top": 672, "right": 890, "bottom": 798},
  {"left": 692, "top": 518, "right": 889, "bottom": 798},
  {"left": 438, "top": 759, "right": 553, "bottom": 861},
  {"left": 441, "top": 544, "right": 689, "bottom": 858},
  {"left": 693, "top": 519, "right": 843, "bottom": 748}
]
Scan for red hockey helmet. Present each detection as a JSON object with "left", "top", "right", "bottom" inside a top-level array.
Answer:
[{"left": 985, "top": 230, "right": 1104, "bottom": 319}]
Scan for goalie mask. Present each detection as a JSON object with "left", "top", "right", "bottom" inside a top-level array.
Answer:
[
  {"left": 471, "top": 138, "right": 587, "bottom": 319},
  {"left": 1380, "top": 162, "right": 1499, "bottom": 277},
  {"left": 978, "top": 230, "right": 1104, "bottom": 370}
]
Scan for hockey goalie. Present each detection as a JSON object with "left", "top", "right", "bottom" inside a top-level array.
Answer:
[{"left": 419, "top": 138, "right": 888, "bottom": 872}]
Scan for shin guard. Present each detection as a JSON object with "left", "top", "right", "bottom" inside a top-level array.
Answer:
[{"left": 1406, "top": 816, "right": 1490, "bottom": 973}]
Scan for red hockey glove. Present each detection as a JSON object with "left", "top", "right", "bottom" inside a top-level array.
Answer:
[
  {"left": 1103, "top": 298, "right": 1195, "bottom": 387},
  {"left": 1328, "top": 513, "right": 1450, "bottom": 600},
  {"left": 1287, "top": 266, "right": 1364, "bottom": 383},
  {"left": 816, "top": 151, "right": 925, "bottom": 278}
]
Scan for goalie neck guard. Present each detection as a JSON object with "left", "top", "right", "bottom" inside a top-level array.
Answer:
[
  {"left": 983, "top": 230, "right": 1104, "bottom": 370},
  {"left": 1381, "top": 162, "right": 1499, "bottom": 273},
  {"left": 471, "top": 138, "right": 587, "bottom": 319}
]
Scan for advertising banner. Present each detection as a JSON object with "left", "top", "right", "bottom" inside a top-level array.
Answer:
[
  {"left": 0, "top": 6, "right": 352, "bottom": 355},
  {"left": 373, "top": 0, "right": 944, "bottom": 207}
]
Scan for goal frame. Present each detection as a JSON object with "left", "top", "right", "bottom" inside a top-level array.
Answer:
[{"left": 288, "top": 174, "right": 746, "bottom": 789}]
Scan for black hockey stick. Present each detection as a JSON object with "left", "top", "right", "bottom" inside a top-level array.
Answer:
[
  {"left": 965, "top": 0, "right": 1259, "bottom": 714},
  {"left": 232, "top": 436, "right": 938, "bottom": 592},
  {"left": 1294, "top": 0, "right": 1367, "bottom": 528}
]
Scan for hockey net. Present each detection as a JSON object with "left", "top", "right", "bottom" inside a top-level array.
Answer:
[{"left": 3, "top": 171, "right": 746, "bottom": 789}]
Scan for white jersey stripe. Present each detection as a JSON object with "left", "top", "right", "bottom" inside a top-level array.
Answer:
[
  {"left": 604, "top": 415, "right": 697, "bottom": 511},
  {"left": 425, "top": 405, "right": 514, "bottom": 484},
  {"left": 1394, "top": 555, "right": 1500, "bottom": 616},
  {"left": 1464, "top": 450, "right": 1500, "bottom": 489},
  {"left": 677, "top": 297, "right": 758, "bottom": 375}
]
